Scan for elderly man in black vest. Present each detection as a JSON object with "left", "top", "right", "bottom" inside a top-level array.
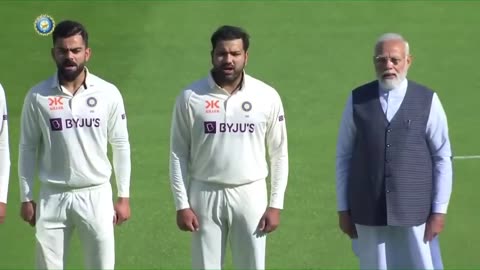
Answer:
[{"left": 335, "top": 33, "right": 453, "bottom": 269}]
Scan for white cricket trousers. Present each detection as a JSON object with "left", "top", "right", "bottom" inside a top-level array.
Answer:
[
  {"left": 35, "top": 182, "right": 115, "bottom": 270},
  {"left": 354, "top": 223, "right": 444, "bottom": 270},
  {"left": 189, "top": 179, "right": 268, "bottom": 270}
]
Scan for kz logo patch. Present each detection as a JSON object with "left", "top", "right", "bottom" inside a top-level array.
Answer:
[
  {"left": 48, "top": 96, "right": 64, "bottom": 111},
  {"left": 205, "top": 100, "right": 220, "bottom": 113}
]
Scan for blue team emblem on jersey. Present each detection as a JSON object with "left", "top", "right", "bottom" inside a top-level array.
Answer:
[
  {"left": 241, "top": 101, "right": 252, "bottom": 112},
  {"left": 86, "top": 97, "right": 97, "bottom": 107},
  {"left": 34, "top": 14, "right": 55, "bottom": 36}
]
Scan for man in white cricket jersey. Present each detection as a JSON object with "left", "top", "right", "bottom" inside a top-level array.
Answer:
[
  {"left": 169, "top": 25, "right": 289, "bottom": 270},
  {"left": 0, "top": 82, "right": 10, "bottom": 224},
  {"left": 18, "top": 20, "right": 131, "bottom": 269}
]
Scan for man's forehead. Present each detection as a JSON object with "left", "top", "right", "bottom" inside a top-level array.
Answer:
[
  {"left": 215, "top": 39, "right": 244, "bottom": 51},
  {"left": 55, "top": 35, "right": 85, "bottom": 47},
  {"left": 375, "top": 40, "right": 406, "bottom": 55},
  {"left": 55, "top": 44, "right": 85, "bottom": 49}
]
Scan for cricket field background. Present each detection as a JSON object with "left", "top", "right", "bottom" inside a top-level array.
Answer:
[{"left": 0, "top": 0, "right": 478, "bottom": 269}]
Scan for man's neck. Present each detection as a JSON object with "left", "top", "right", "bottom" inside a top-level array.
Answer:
[{"left": 59, "top": 69, "right": 86, "bottom": 95}]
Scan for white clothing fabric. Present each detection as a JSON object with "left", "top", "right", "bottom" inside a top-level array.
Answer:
[
  {"left": 18, "top": 69, "right": 131, "bottom": 269},
  {"left": 189, "top": 179, "right": 267, "bottom": 270},
  {"left": 354, "top": 224, "right": 444, "bottom": 270},
  {"left": 0, "top": 83, "right": 10, "bottom": 203},
  {"left": 35, "top": 182, "right": 115, "bottom": 270},
  {"left": 169, "top": 72, "right": 289, "bottom": 210},
  {"left": 18, "top": 68, "right": 131, "bottom": 202}
]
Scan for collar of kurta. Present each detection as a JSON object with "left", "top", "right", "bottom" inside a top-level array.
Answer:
[
  {"left": 207, "top": 70, "right": 247, "bottom": 94},
  {"left": 50, "top": 66, "right": 94, "bottom": 91}
]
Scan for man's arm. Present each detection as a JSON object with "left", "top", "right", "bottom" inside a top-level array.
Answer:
[
  {"left": 256, "top": 90, "right": 289, "bottom": 234},
  {"left": 0, "top": 84, "right": 10, "bottom": 204},
  {"left": 424, "top": 92, "right": 452, "bottom": 241},
  {"left": 108, "top": 90, "right": 131, "bottom": 225},
  {"left": 108, "top": 90, "right": 131, "bottom": 199},
  {"left": 265, "top": 92, "right": 289, "bottom": 210},
  {"left": 336, "top": 94, "right": 356, "bottom": 212},
  {"left": 169, "top": 92, "right": 191, "bottom": 211},
  {"left": 336, "top": 94, "right": 358, "bottom": 239},
  {"left": 426, "top": 93, "right": 453, "bottom": 214},
  {"left": 18, "top": 91, "right": 41, "bottom": 202}
]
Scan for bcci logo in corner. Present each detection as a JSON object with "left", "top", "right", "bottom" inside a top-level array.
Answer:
[{"left": 34, "top": 14, "right": 55, "bottom": 36}]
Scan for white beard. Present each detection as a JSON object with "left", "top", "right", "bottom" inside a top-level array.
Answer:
[{"left": 378, "top": 72, "right": 407, "bottom": 90}]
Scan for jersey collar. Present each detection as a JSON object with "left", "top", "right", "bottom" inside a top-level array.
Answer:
[
  {"left": 207, "top": 70, "right": 247, "bottom": 94},
  {"left": 50, "top": 66, "right": 94, "bottom": 92}
]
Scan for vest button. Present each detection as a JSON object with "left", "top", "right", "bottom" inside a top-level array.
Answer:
[
  {"left": 386, "top": 144, "right": 391, "bottom": 147},
  {"left": 387, "top": 129, "right": 392, "bottom": 133}
]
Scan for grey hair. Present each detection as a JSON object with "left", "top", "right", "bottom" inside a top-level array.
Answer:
[{"left": 374, "top": 33, "right": 410, "bottom": 56}]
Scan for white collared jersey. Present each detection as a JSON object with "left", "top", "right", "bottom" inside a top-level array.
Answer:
[
  {"left": 18, "top": 70, "right": 131, "bottom": 202},
  {"left": 169, "top": 73, "right": 289, "bottom": 210},
  {"left": 0, "top": 83, "right": 10, "bottom": 203}
]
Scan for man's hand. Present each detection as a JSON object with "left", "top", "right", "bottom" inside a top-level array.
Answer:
[
  {"left": 0, "top": 202, "right": 6, "bottom": 224},
  {"left": 257, "top": 207, "right": 281, "bottom": 233},
  {"left": 176, "top": 208, "right": 199, "bottom": 232},
  {"left": 424, "top": 213, "right": 445, "bottom": 242},
  {"left": 114, "top": 197, "right": 130, "bottom": 225},
  {"left": 20, "top": 201, "right": 36, "bottom": 227},
  {"left": 338, "top": 211, "right": 357, "bottom": 239}
]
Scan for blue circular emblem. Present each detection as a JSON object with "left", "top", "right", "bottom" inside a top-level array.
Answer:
[
  {"left": 87, "top": 97, "right": 97, "bottom": 107},
  {"left": 34, "top": 14, "right": 55, "bottom": 36},
  {"left": 241, "top": 101, "right": 252, "bottom": 112}
]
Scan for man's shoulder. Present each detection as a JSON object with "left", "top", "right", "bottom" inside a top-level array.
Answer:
[
  {"left": 244, "top": 73, "right": 280, "bottom": 98},
  {"left": 351, "top": 80, "right": 378, "bottom": 94},
  {"left": 350, "top": 80, "right": 378, "bottom": 104},
  {"left": 28, "top": 76, "right": 56, "bottom": 96},
  {"left": 177, "top": 76, "right": 210, "bottom": 100},
  {"left": 88, "top": 73, "right": 122, "bottom": 94},
  {"left": 407, "top": 79, "right": 435, "bottom": 94},
  {"left": 184, "top": 76, "right": 210, "bottom": 92},
  {"left": 245, "top": 73, "right": 276, "bottom": 90}
]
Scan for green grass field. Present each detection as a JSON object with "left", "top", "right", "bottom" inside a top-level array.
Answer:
[{"left": 0, "top": 0, "right": 479, "bottom": 269}]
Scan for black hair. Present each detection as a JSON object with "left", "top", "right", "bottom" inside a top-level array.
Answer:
[
  {"left": 52, "top": 20, "right": 89, "bottom": 47},
  {"left": 210, "top": 25, "right": 250, "bottom": 52}
]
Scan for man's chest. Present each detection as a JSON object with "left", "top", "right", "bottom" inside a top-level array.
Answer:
[
  {"left": 38, "top": 92, "right": 109, "bottom": 131},
  {"left": 189, "top": 92, "right": 270, "bottom": 134}
]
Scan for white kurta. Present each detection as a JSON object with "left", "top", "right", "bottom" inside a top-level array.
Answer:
[{"left": 336, "top": 78, "right": 453, "bottom": 269}]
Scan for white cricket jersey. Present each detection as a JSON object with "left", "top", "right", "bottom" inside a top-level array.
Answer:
[
  {"left": 18, "top": 68, "right": 131, "bottom": 202},
  {"left": 0, "top": 83, "right": 10, "bottom": 203},
  {"left": 169, "top": 72, "right": 289, "bottom": 210}
]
